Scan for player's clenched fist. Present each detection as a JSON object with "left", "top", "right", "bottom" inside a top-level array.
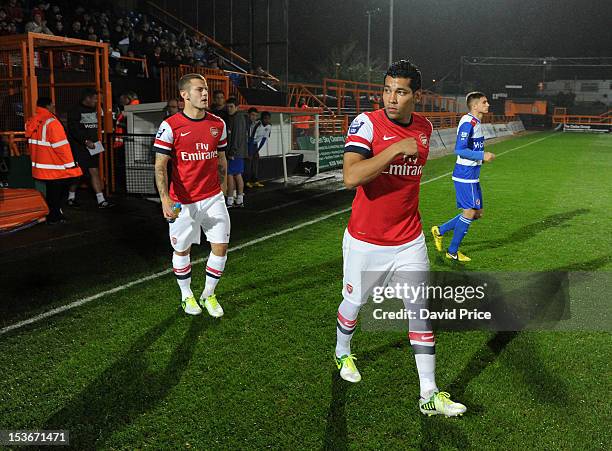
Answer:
[
  {"left": 389, "top": 137, "right": 418, "bottom": 157},
  {"left": 161, "top": 197, "right": 178, "bottom": 219},
  {"left": 483, "top": 152, "right": 495, "bottom": 162}
]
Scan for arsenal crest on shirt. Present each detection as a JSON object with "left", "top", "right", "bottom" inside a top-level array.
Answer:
[
  {"left": 419, "top": 133, "right": 428, "bottom": 147},
  {"left": 210, "top": 127, "right": 219, "bottom": 137}
]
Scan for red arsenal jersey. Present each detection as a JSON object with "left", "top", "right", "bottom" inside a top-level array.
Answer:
[
  {"left": 344, "top": 109, "right": 432, "bottom": 246},
  {"left": 153, "top": 111, "right": 227, "bottom": 204}
]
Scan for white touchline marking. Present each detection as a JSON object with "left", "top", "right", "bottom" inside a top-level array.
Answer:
[
  {"left": 0, "top": 133, "right": 555, "bottom": 337},
  {"left": 257, "top": 133, "right": 556, "bottom": 214},
  {"left": 495, "top": 133, "right": 555, "bottom": 157},
  {"left": 258, "top": 187, "right": 346, "bottom": 213}
]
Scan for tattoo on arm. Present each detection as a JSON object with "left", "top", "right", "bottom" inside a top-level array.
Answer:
[
  {"left": 154, "top": 154, "right": 170, "bottom": 199},
  {"left": 217, "top": 162, "right": 226, "bottom": 187}
]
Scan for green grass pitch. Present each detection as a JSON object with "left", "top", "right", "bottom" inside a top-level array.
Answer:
[{"left": 1, "top": 131, "right": 610, "bottom": 449}]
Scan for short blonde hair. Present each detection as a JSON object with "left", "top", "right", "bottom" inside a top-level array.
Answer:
[{"left": 178, "top": 73, "right": 206, "bottom": 92}]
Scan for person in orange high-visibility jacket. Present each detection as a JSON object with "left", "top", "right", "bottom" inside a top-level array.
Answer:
[
  {"left": 26, "top": 97, "right": 82, "bottom": 224},
  {"left": 113, "top": 91, "right": 140, "bottom": 149},
  {"left": 294, "top": 97, "right": 312, "bottom": 137}
]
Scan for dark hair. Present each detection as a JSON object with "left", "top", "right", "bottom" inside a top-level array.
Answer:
[
  {"left": 384, "top": 59, "right": 422, "bottom": 92},
  {"left": 261, "top": 111, "right": 271, "bottom": 119},
  {"left": 466, "top": 91, "right": 487, "bottom": 109},
  {"left": 226, "top": 97, "right": 238, "bottom": 106},
  {"left": 178, "top": 73, "right": 205, "bottom": 92},
  {"left": 37, "top": 97, "right": 52, "bottom": 108},
  {"left": 212, "top": 89, "right": 225, "bottom": 97},
  {"left": 81, "top": 88, "right": 98, "bottom": 101},
  {"left": 247, "top": 107, "right": 258, "bottom": 114}
]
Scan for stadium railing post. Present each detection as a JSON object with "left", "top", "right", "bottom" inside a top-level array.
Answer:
[{"left": 315, "top": 113, "right": 320, "bottom": 175}]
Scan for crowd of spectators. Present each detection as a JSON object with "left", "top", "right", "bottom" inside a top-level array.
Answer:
[{"left": 0, "top": 1, "right": 223, "bottom": 78}]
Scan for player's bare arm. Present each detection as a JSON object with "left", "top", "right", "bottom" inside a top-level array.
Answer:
[
  {"left": 154, "top": 153, "right": 177, "bottom": 219},
  {"left": 217, "top": 150, "right": 228, "bottom": 195},
  {"left": 343, "top": 137, "right": 418, "bottom": 189}
]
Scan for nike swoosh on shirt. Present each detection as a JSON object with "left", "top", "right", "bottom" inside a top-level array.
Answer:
[
  {"left": 180, "top": 132, "right": 191, "bottom": 137},
  {"left": 383, "top": 135, "right": 396, "bottom": 141}
]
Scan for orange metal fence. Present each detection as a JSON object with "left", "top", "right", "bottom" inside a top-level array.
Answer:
[
  {"left": 552, "top": 114, "right": 612, "bottom": 126},
  {"left": 0, "top": 33, "right": 113, "bottom": 190},
  {"left": 116, "top": 55, "right": 149, "bottom": 78},
  {"left": 320, "top": 78, "right": 460, "bottom": 116}
]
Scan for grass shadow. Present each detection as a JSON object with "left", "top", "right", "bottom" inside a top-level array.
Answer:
[
  {"left": 42, "top": 311, "right": 209, "bottom": 448},
  {"left": 466, "top": 208, "right": 590, "bottom": 252},
  {"left": 321, "top": 339, "right": 404, "bottom": 450}
]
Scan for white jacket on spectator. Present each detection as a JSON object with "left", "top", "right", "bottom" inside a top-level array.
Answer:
[{"left": 252, "top": 121, "right": 272, "bottom": 154}]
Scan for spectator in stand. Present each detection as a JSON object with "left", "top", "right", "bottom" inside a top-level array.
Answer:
[
  {"left": 143, "top": 33, "right": 156, "bottom": 55},
  {"left": 0, "top": 20, "right": 10, "bottom": 36},
  {"left": 30, "top": 2, "right": 50, "bottom": 21},
  {"left": 247, "top": 110, "right": 271, "bottom": 189},
  {"left": 51, "top": 20, "right": 66, "bottom": 36},
  {"left": 100, "top": 26, "right": 111, "bottom": 43},
  {"left": 210, "top": 89, "right": 229, "bottom": 123},
  {"left": 148, "top": 45, "right": 166, "bottom": 78},
  {"left": 69, "top": 20, "right": 84, "bottom": 39},
  {"left": 250, "top": 65, "right": 268, "bottom": 89},
  {"left": 123, "top": 50, "right": 145, "bottom": 77},
  {"left": 0, "top": 8, "right": 11, "bottom": 36},
  {"left": 130, "top": 31, "right": 145, "bottom": 57},
  {"left": 66, "top": 88, "right": 114, "bottom": 209},
  {"left": 5, "top": 0, "right": 24, "bottom": 31},
  {"left": 209, "top": 57, "right": 220, "bottom": 70},
  {"left": 192, "top": 41, "right": 206, "bottom": 66},
  {"left": 225, "top": 97, "right": 248, "bottom": 208},
  {"left": 111, "top": 23, "right": 123, "bottom": 44},
  {"left": 25, "top": 12, "right": 53, "bottom": 34},
  {"left": 165, "top": 98, "right": 180, "bottom": 117}
]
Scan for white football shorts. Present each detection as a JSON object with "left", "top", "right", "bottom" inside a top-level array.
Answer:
[
  {"left": 342, "top": 228, "right": 430, "bottom": 306},
  {"left": 169, "top": 192, "right": 230, "bottom": 251}
]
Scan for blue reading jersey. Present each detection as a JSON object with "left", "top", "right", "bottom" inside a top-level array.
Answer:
[{"left": 452, "top": 113, "right": 484, "bottom": 183}]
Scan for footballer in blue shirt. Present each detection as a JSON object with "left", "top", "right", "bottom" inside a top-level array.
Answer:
[{"left": 432, "top": 92, "right": 495, "bottom": 261}]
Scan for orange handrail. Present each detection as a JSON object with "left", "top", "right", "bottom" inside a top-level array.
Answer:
[
  {"left": 117, "top": 55, "right": 149, "bottom": 78},
  {"left": 552, "top": 114, "right": 612, "bottom": 125}
]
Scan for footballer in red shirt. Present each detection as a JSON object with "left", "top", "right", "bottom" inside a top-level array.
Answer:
[
  {"left": 334, "top": 60, "right": 466, "bottom": 417},
  {"left": 154, "top": 73, "right": 229, "bottom": 318}
]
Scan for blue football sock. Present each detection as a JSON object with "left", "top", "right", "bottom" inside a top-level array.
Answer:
[
  {"left": 448, "top": 216, "right": 472, "bottom": 254},
  {"left": 439, "top": 214, "right": 461, "bottom": 235}
]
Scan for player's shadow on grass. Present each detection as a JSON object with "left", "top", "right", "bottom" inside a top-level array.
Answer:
[
  {"left": 466, "top": 208, "right": 590, "bottom": 252},
  {"left": 554, "top": 255, "right": 611, "bottom": 272},
  {"left": 322, "top": 340, "right": 403, "bottom": 451},
  {"left": 217, "top": 257, "right": 344, "bottom": 322},
  {"left": 42, "top": 311, "right": 210, "bottom": 449},
  {"left": 322, "top": 339, "right": 471, "bottom": 450}
]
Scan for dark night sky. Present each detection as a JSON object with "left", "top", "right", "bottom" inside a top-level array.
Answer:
[
  {"left": 288, "top": 0, "right": 611, "bottom": 81},
  {"left": 156, "top": 0, "right": 611, "bottom": 82}
]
